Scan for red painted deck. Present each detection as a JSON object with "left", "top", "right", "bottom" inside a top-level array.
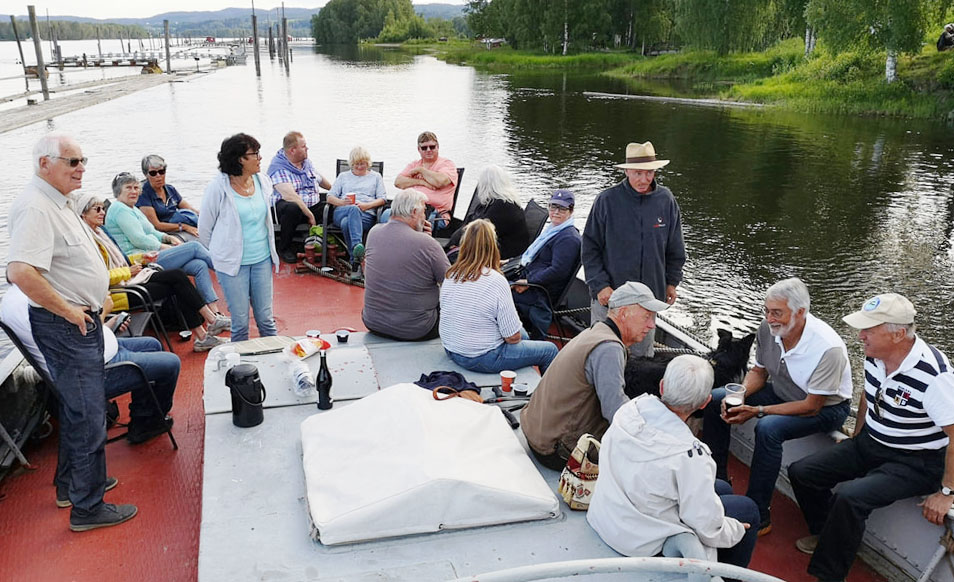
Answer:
[{"left": 0, "top": 264, "right": 885, "bottom": 582}]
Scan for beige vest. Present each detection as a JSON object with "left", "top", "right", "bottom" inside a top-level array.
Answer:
[{"left": 521, "top": 322, "right": 624, "bottom": 457}]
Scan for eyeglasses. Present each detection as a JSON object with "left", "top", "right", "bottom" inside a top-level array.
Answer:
[
  {"left": 91, "top": 205, "right": 105, "bottom": 213},
  {"left": 53, "top": 156, "right": 88, "bottom": 167},
  {"left": 419, "top": 144, "right": 438, "bottom": 151},
  {"left": 148, "top": 168, "right": 167, "bottom": 176},
  {"left": 548, "top": 204, "right": 570, "bottom": 213},
  {"left": 243, "top": 151, "right": 261, "bottom": 159},
  {"left": 762, "top": 307, "right": 787, "bottom": 318}
]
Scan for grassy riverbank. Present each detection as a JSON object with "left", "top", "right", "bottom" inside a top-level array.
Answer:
[{"left": 429, "top": 39, "right": 954, "bottom": 120}]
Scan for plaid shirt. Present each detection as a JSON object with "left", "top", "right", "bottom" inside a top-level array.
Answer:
[{"left": 268, "top": 156, "right": 325, "bottom": 206}]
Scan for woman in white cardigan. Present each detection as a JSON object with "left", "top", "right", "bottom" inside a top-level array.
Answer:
[{"left": 199, "top": 133, "right": 279, "bottom": 341}]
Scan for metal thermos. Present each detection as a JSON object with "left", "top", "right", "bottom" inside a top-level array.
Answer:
[{"left": 227, "top": 364, "right": 266, "bottom": 427}]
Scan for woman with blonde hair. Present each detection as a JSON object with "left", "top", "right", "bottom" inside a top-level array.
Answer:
[
  {"left": 326, "top": 145, "right": 388, "bottom": 274},
  {"left": 440, "top": 219, "right": 558, "bottom": 374}
]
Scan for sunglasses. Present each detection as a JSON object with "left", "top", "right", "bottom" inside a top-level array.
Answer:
[
  {"left": 418, "top": 144, "right": 438, "bottom": 151},
  {"left": 91, "top": 205, "right": 105, "bottom": 213},
  {"left": 148, "top": 168, "right": 167, "bottom": 177},
  {"left": 53, "top": 156, "right": 88, "bottom": 167}
]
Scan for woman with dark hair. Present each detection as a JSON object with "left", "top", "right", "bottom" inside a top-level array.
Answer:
[
  {"left": 439, "top": 219, "right": 558, "bottom": 374},
  {"left": 199, "top": 133, "right": 279, "bottom": 342}
]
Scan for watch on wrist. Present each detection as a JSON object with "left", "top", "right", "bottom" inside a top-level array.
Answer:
[
  {"left": 756, "top": 405, "right": 766, "bottom": 419},
  {"left": 941, "top": 486, "right": 953, "bottom": 496}
]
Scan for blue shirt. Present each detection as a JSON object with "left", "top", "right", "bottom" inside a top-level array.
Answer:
[
  {"left": 138, "top": 181, "right": 184, "bottom": 222},
  {"left": 328, "top": 171, "right": 387, "bottom": 216},
  {"left": 232, "top": 176, "right": 270, "bottom": 265}
]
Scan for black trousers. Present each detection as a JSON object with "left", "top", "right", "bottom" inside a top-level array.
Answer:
[
  {"left": 788, "top": 428, "right": 944, "bottom": 581},
  {"left": 129, "top": 269, "right": 205, "bottom": 330},
  {"left": 275, "top": 199, "right": 327, "bottom": 252}
]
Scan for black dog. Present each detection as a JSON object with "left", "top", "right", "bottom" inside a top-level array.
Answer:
[{"left": 623, "top": 329, "right": 756, "bottom": 399}]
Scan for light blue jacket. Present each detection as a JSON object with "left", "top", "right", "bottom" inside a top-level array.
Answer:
[
  {"left": 104, "top": 199, "right": 164, "bottom": 254},
  {"left": 199, "top": 172, "right": 279, "bottom": 277}
]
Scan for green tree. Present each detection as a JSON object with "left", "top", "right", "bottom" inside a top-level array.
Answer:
[
  {"left": 674, "top": 0, "right": 787, "bottom": 53},
  {"left": 313, "top": 0, "right": 416, "bottom": 43}
]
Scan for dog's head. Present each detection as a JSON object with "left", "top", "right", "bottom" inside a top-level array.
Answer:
[{"left": 709, "top": 329, "right": 756, "bottom": 388}]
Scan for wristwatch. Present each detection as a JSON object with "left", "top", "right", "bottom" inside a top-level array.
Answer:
[
  {"left": 942, "top": 486, "right": 953, "bottom": 496},
  {"left": 178, "top": 223, "right": 183, "bottom": 232},
  {"left": 756, "top": 405, "right": 766, "bottom": 419}
]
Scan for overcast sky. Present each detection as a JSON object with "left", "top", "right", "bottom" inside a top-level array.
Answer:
[{"left": 13, "top": 1, "right": 465, "bottom": 20}]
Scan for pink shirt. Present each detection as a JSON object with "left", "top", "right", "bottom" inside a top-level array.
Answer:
[{"left": 399, "top": 156, "right": 458, "bottom": 217}]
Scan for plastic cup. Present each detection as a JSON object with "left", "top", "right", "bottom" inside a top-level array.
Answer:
[
  {"left": 513, "top": 383, "right": 529, "bottom": 397},
  {"left": 306, "top": 330, "right": 322, "bottom": 339},
  {"left": 336, "top": 330, "right": 350, "bottom": 343},
  {"left": 143, "top": 251, "right": 159, "bottom": 264},
  {"left": 128, "top": 252, "right": 144, "bottom": 265},
  {"left": 346, "top": 193, "right": 356, "bottom": 204},
  {"left": 724, "top": 383, "right": 746, "bottom": 411},
  {"left": 500, "top": 370, "right": 516, "bottom": 393}
]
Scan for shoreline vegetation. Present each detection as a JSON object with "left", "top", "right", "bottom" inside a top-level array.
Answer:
[{"left": 427, "top": 39, "right": 954, "bottom": 120}]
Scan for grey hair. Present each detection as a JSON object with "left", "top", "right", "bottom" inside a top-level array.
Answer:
[
  {"left": 32, "top": 134, "right": 68, "bottom": 173},
  {"left": 476, "top": 165, "right": 521, "bottom": 206},
  {"left": 141, "top": 154, "right": 166, "bottom": 174},
  {"left": 883, "top": 322, "right": 916, "bottom": 336},
  {"left": 348, "top": 145, "right": 372, "bottom": 169},
  {"left": 390, "top": 189, "right": 428, "bottom": 218},
  {"left": 765, "top": 277, "right": 810, "bottom": 313},
  {"left": 660, "top": 354, "right": 714, "bottom": 413},
  {"left": 111, "top": 172, "right": 140, "bottom": 197}
]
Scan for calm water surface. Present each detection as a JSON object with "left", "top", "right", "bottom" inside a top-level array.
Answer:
[{"left": 2, "top": 42, "right": 954, "bottom": 393}]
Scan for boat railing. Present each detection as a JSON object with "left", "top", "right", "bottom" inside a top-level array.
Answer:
[{"left": 452, "top": 557, "right": 784, "bottom": 582}]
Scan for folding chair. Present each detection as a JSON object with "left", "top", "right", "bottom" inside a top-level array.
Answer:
[
  {"left": 510, "top": 253, "right": 583, "bottom": 346},
  {"left": 112, "top": 283, "right": 176, "bottom": 351},
  {"left": 430, "top": 167, "right": 466, "bottom": 241},
  {"left": 319, "top": 159, "right": 385, "bottom": 269},
  {"left": 523, "top": 199, "right": 549, "bottom": 244},
  {"left": 0, "top": 324, "right": 51, "bottom": 476}
]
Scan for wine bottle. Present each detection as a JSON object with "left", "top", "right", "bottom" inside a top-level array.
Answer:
[{"left": 316, "top": 349, "right": 333, "bottom": 410}]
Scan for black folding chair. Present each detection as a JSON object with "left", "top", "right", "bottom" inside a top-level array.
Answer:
[
  {"left": 111, "top": 283, "right": 176, "bottom": 350},
  {"left": 509, "top": 239, "right": 583, "bottom": 346},
  {"left": 319, "top": 159, "right": 385, "bottom": 268},
  {"left": 430, "top": 167, "right": 466, "bottom": 241},
  {"left": 0, "top": 320, "right": 177, "bottom": 450},
  {"left": 0, "top": 323, "right": 51, "bottom": 475},
  {"left": 523, "top": 199, "right": 549, "bottom": 243}
]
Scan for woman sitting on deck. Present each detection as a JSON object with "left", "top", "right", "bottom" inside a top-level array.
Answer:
[
  {"left": 77, "top": 192, "right": 230, "bottom": 352},
  {"left": 440, "top": 219, "right": 558, "bottom": 375},
  {"left": 446, "top": 165, "right": 529, "bottom": 260},
  {"left": 104, "top": 172, "right": 221, "bottom": 312},
  {"left": 137, "top": 154, "right": 200, "bottom": 240},
  {"left": 326, "top": 145, "right": 388, "bottom": 275}
]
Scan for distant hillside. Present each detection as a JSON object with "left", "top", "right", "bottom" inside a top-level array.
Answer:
[{"left": 414, "top": 4, "right": 465, "bottom": 20}]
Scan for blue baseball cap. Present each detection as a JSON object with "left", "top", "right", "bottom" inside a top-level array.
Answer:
[{"left": 549, "top": 189, "right": 575, "bottom": 208}]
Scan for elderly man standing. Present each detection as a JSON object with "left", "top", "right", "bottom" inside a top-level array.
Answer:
[
  {"left": 521, "top": 281, "right": 667, "bottom": 470},
  {"left": 789, "top": 293, "right": 954, "bottom": 582},
  {"left": 267, "top": 131, "right": 333, "bottom": 263},
  {"left": 7, "top": 134, "right": 137, "bottom": 531},
  {"left": 588, "top": 355, "right": 759, "bottom": 572},
  {"left": 362, "top": 189, "right": 449, "bottom": 341},
  {"left": 393, "top": 131, "right": 458, "bottom": 230},
  {"left": 582, "top": 141, "right": 685, "bottom": 357},
  {"left": 701, "top": 277, "right": 852, "bottom": 536}
]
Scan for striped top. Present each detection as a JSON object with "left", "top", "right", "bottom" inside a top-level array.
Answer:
[
  {"left": 864, "top": 336, "right": 954, "bottom": 450},
  {"left": 439, "top": 268, "right": 522, "bottom": 357}
]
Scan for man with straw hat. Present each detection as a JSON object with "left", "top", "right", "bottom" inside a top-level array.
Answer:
[{"left": 582, "top": 141, "right": 685, "bottom": 357}]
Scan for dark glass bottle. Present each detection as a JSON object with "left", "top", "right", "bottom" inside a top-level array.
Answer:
[{"left": 316, "top": 349, "right": 333, "bottom": 410}]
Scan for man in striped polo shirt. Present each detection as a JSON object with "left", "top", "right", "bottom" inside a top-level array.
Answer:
[{"left": 788, "top": 293, "right": 954, "bottom": 582}]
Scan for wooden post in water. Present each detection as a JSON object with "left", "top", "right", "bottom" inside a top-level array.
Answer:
[
  {"left": 97, "top": 27, "right": 102, "bottom": 59},
  {"left": 267, "top": 26, "right": 274, "bottom": 59},
  {"left": 251, "top": 14, "right": 261, "bottom": 76},
  {"left": 27, "top": 6, "right": 49, "bottom": 101},
  {"left": 164, "top": 20, "right": 172, "bottom": 73},
  {"left": 282, "top": 17, "right": 289, "bottom": 72},
  {"left": 10, "top": 16, "right": 29, "bottom": 91}
]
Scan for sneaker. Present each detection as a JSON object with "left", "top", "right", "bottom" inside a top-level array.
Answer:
[
  {"left": 57, "top": 476, "right": 118, "bottom": 509},
  {"left": 350, "top": 264, "right": 363, "bottom": 282},
  {"left": 207, "top": 315, "right": 231, "bottom": 337},
  {"left": 194, "top": 334, "right": 226, "bottom": 352},
  {"left": 796, "top": 534, "right": 819, "bottom": 555},
  {"left": 127, "top": 416, "right": 174, "bottom": 445},
  {"left": 70, "top": 502, "right": 138, "bottom": 532},
  {"left": 280, "top": 249, "right": 299, "bottom": 264},
  {"left": 352, "top": 243, "right": 365, "bottom": 261}
]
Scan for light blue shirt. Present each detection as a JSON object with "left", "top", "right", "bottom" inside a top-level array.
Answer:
[
  {"left": 329, "top": 171, "right": 386, "bottom": 216},
  {"left": 105, "top": 200, "right": 164, "bottom": 254},
  {"left": 232, "top": 176, "right": 270, "bottom": 265}
]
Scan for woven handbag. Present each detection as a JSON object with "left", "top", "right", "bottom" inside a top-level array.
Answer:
[{"left": 557, "top": 433, "right": 600, "bottom": 510}]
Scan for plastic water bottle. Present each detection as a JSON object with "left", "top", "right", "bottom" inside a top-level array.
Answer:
[{"left": 291, "top": 359, "right": 315, "bottom": 397}]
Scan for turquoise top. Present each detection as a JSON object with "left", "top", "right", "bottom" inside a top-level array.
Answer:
[
  {"left": 232, "top": 176, "right": 270, "bottom": 265},
  {"left": 104, "top": 199, "right": 164, "bottom": 254}
]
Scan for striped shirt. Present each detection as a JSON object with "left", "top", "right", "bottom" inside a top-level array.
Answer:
[
  {"left": 439, "top": 268, "right": 522, "bottom": 357},
  {"left": 268, "top": 157, "right": 325, "bottom": 207},
  {"left": 864, "top": 336, "right": 954, "bottom": 450}
]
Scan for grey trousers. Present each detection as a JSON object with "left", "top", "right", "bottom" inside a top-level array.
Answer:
[{"left": 590, "top": 299, "right": 655, "bottom": 357}]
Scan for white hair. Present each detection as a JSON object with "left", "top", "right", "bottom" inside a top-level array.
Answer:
[
  {"left": 390, "top": 189, "right": 428, "bottom": 218},
  {"left": 765, "top": 277, "right": 810, "bottom": 313},
  {"left": 660, "top": 354, "right": 714, "bottom": 413},
  {"left": 476, "top": 165, "right": 521, "bottom": 206},
  {"left": 348, "top": 145, "right": 371, "bottom": 169},
  {"left": 32, "top": 134, "right": 68, "bottom": 173},
  {"left": 883, "top": 322, "right": 916, "bottom": 336}
]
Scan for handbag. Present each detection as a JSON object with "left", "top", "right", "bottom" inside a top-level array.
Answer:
[{"left": 557, "top": 433, "right": 600, "bottom": 510}]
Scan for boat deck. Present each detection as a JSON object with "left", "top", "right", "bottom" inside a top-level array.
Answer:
[{"left": 0, "top": 265, "right": 888, "bottom": 581}]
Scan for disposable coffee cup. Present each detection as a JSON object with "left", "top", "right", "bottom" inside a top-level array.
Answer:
[
  {"left": 513, "top": 383, "right": 529, "bottom": 397},
  {"left": 346, "top": 193, "right": 356, "bottom": 204},
  {"left": 143, "top": 251, "right": 159, "bottom": 264},
  {"left": 724, "top": 383, "right": 746, "bottom": 411},
  {"left": 306, "top": 330, "right": 322, "bottom": 339},
  {"left": 336, "top": 330, "right": 350, "bottom": 343},
  {"left": 500, "top": 370, "right": 516, "bottom": 393}
]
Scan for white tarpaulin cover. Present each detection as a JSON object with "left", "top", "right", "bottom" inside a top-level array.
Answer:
[{"left": 301, "top": 383, "right": 559, "bottom": 545}]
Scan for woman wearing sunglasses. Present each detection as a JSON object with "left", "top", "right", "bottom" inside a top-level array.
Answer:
[{"left": 138, "top": 154, "right": 200, "bottom": 240}]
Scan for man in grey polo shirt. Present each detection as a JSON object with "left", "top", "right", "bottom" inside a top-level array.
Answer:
[
  {"left": 701, "top": 277, "right": 851, "bottom": 536},
  {"left": 6, "top": 134, "right": 138, "bottom": 532}
]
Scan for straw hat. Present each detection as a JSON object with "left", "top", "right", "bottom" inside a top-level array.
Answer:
[{"left": 615, "top": 141, "right": 670, "bottom": 171}]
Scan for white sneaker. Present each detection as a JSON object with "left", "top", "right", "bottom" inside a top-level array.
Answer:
[
  {"left": 207, "top": 315, "right": 231, "bottom": 336},
  {"left": 194, "top": 335, "right": 226, "bottom": 352}
]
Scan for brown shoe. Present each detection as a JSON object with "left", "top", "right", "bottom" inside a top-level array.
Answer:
[{"left": 796, "top": 534, "right": 820, "bottom": 555}]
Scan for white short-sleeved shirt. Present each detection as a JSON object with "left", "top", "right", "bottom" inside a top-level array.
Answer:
[{"left": 439, "top": 268, "right": 522, "bottom": 357}]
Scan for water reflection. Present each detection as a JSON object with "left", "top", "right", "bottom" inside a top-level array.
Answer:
[{"left": 0, "top": 44, "right": 953, "bottom": 388}]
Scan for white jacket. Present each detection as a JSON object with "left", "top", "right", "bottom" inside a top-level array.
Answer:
[{"left": 586, "top": 394, "right": 745, "bottom": 561}]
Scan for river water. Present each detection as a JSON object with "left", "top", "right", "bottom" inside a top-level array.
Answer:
[{"left": 2, "top": 41, "right": 954, "bottom": 381}]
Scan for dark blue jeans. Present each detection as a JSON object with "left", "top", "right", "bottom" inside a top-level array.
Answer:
[
  {"left": 30, "top": 306, "right": 107, "bottom": 518},
  {"left": 789, "top": 429, "right": 944, "bottom": 581},
  {"left": 715, "top": 479, "right": 760, "bottom": 568},
  {"left": 703, "top": 383, "right": 850, "bottom": 522},
  {"left": 512, "top": 287, "right": 551, "bottom": 339}
]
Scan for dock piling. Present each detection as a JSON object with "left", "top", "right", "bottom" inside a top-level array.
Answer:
[
  {"left": 10, "top": 16, "right": 29, "bottom": 91},
  {"left": 27, "top": 6, "right": 49, "bottom": 101},
  {"left": 164, "top": 20, "right": 172, "bottom": 73},
  {"left": 251, "top": 14, "right": 261, "bottom": 76}
]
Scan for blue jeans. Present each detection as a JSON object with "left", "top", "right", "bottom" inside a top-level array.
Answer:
[
  {"left": 157, "top": 240, "right": 217, "bottom": 304},
  {"left": 332, "top": 205, "right": 377, "bottom": 257},
  {"left": 217, "top": 257, "right": 277, "bottom": 342},
  {"left": 446, "top": 330, "right": 558, "bottom": 374},
  {"left": 54, "top": 336, "right": 180, "bottom": 499},
  {"left": 30, "top": 306, "right": 107, "bottom": 517},
  {"left": 513, "top": 287, "right": 551, "bottom": 338},
  {"left": 702, "top": 383, "right": 850, "bottom": 521}
]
